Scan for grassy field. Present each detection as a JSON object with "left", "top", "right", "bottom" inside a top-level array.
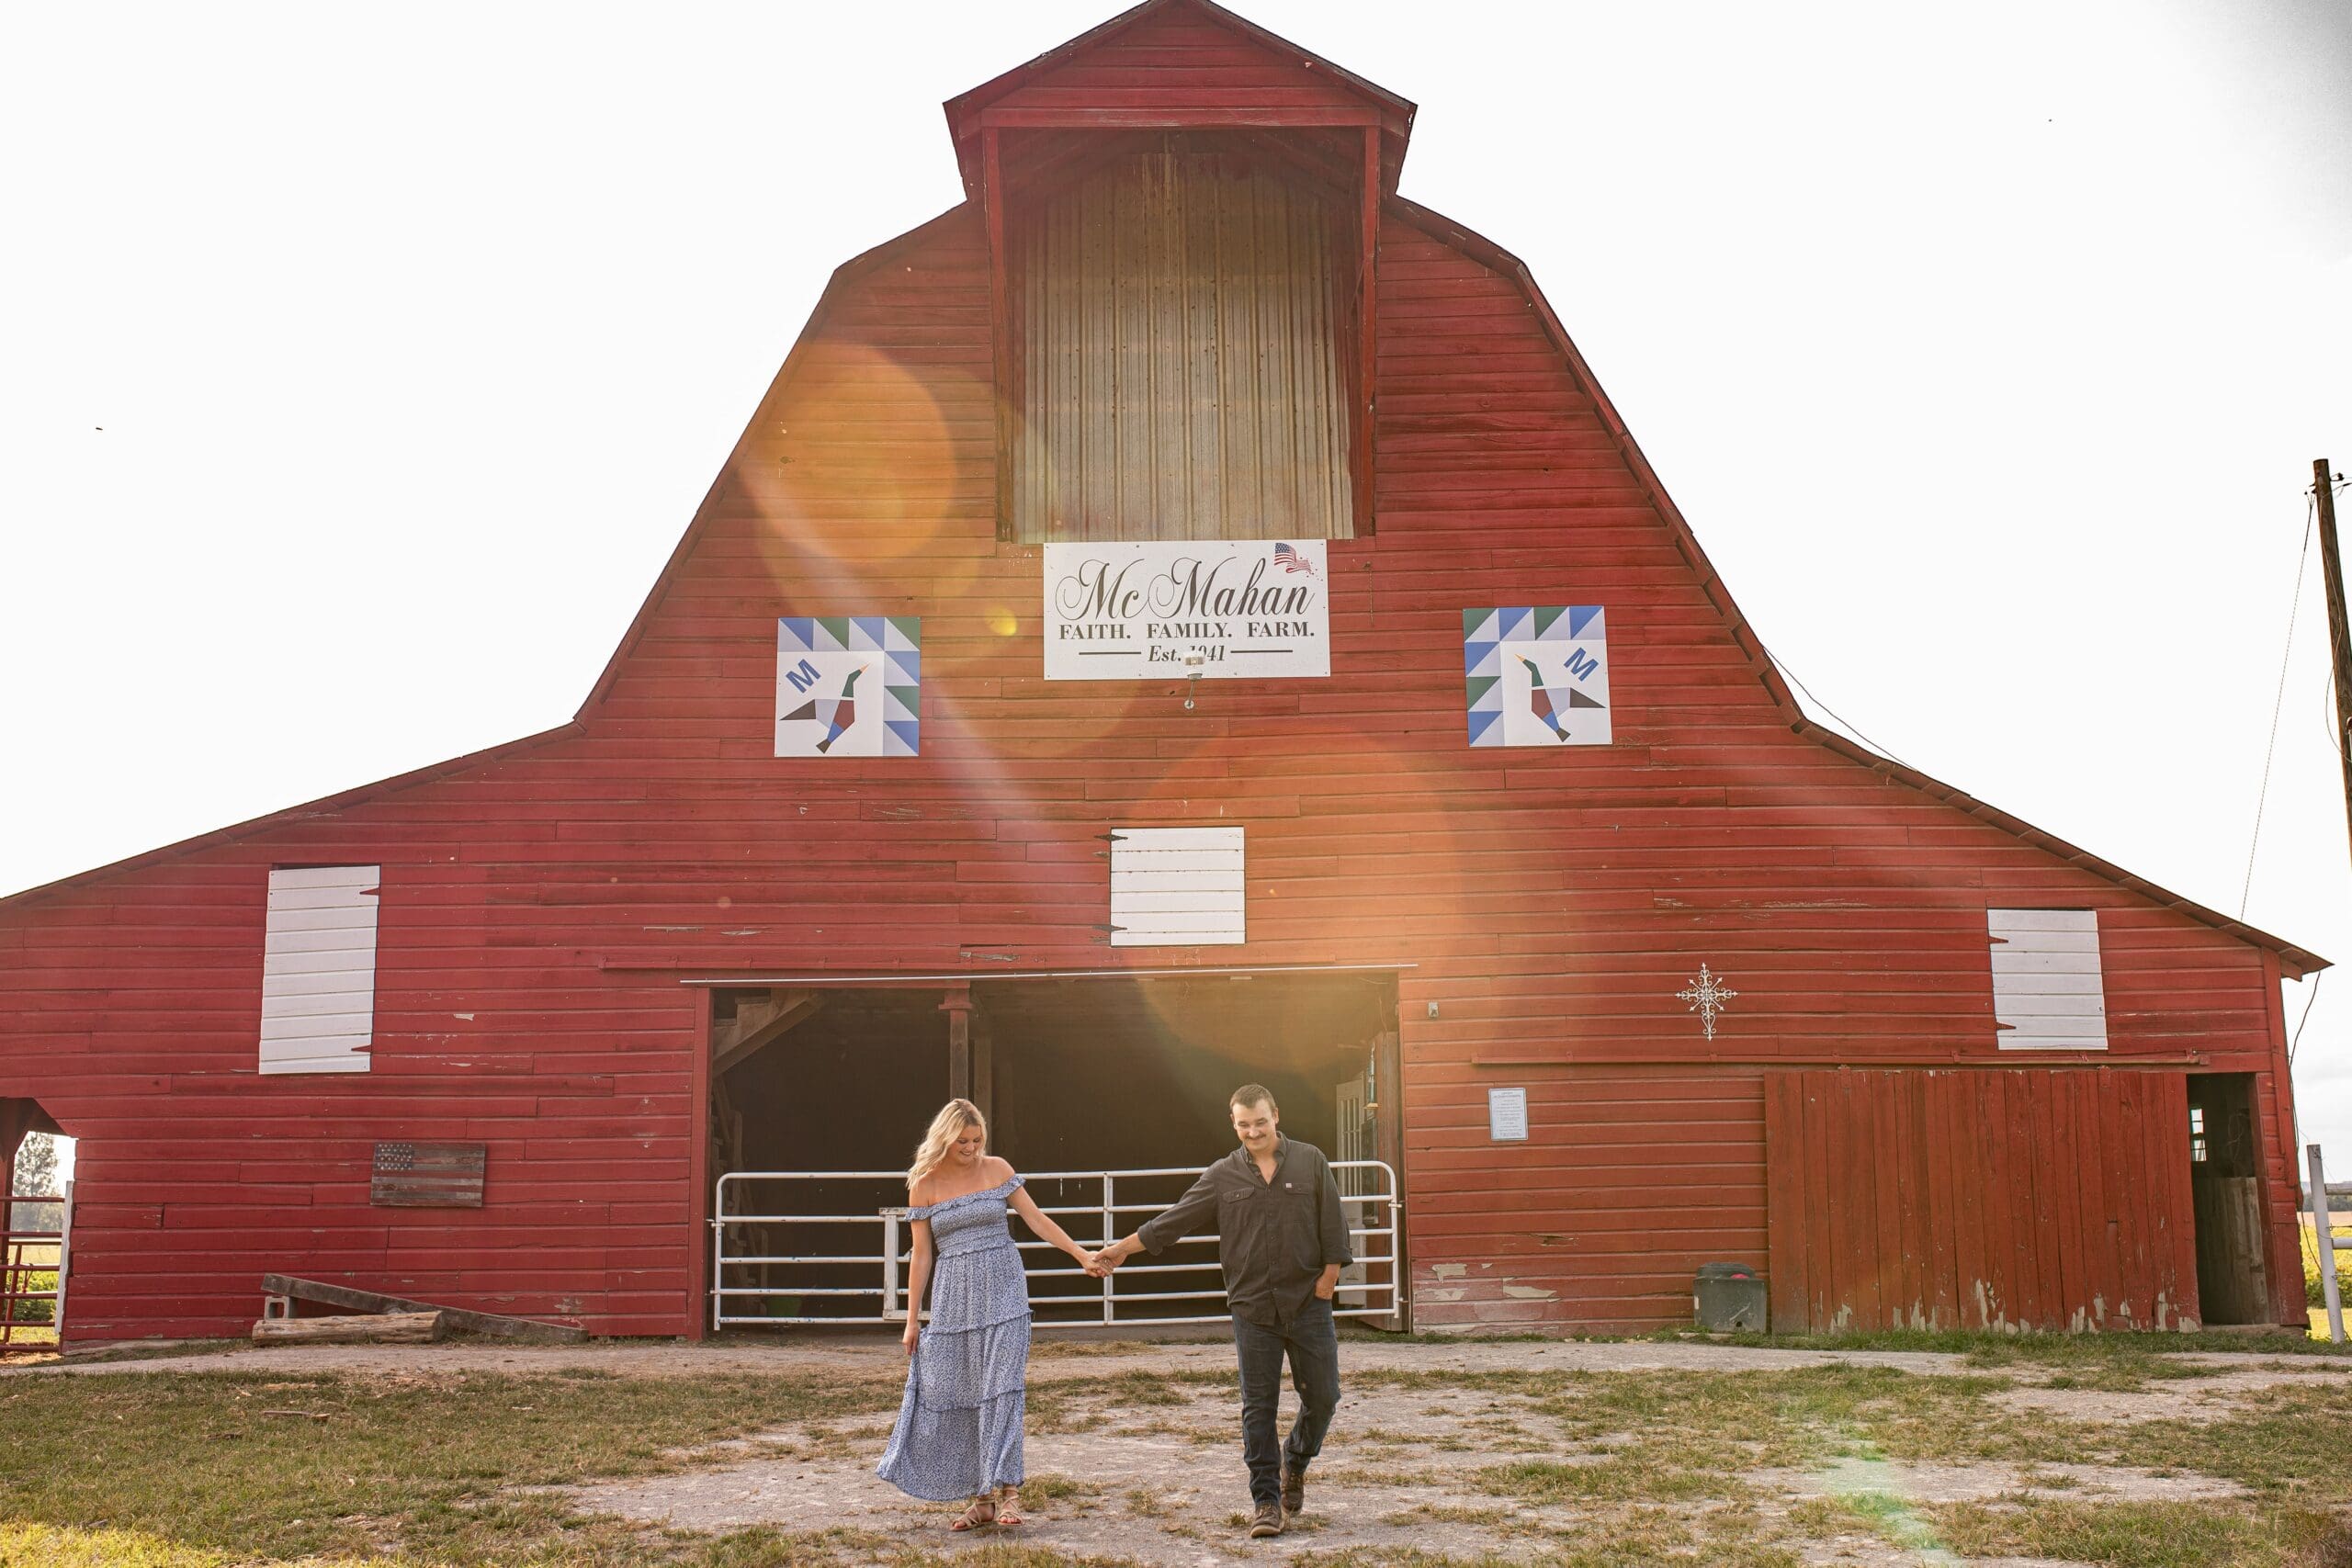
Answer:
[
  {"left": 0, "top": 1363, "right": 908, "bottom": 1567},
  {"left": 0, "top": 1332, "right": 2347, "bottom": 1567},
  {"left": 2307, "top": 1213, "right": 2352, "bottom": 1339}
]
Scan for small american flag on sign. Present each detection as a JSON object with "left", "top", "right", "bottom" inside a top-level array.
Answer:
[{"left": 1272, "top": 542, "right": 1319, "bottom": 579}]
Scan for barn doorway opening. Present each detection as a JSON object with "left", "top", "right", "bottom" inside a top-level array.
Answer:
[
  {"left": 2186, "top": 1073, "right": 2270, "bottom": 1325},
  {"left": 705, "top": 969, "right": 1403, "bottom": 1327},
  {"left": 1, "top": 1099, "right": 71, "bottom": 1348}
]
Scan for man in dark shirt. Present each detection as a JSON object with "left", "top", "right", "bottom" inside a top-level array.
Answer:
[{"left": 1091, "top": 1084, "right": 1353, "bottom": 1539}]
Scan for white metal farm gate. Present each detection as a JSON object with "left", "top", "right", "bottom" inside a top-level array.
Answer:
[{"left": 712, "top": 1162, "right": 1400, "bottom": 1329}]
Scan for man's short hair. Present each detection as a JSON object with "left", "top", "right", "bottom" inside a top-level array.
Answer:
[{"left": 1229, "top": 1084, "right": 1279, "bottom": 1114}]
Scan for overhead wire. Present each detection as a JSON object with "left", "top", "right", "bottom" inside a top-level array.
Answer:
[
  {"left": 2239, "top": 494, "right": 2315, "bottom": 919},
  {"left": 1759, "top": 642, "right": 1913, "bottom": 769},
  {"left": 2291, "top": 968, "right": 2324, "bottom": 1066}
]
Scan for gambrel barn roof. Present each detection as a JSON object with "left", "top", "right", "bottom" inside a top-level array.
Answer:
[
  {"left": 0, "top": 0, "right": 2320, "bottom": 1350},
  {"left": 0, "top": 0, "right": 2325, "bottom": 984}
]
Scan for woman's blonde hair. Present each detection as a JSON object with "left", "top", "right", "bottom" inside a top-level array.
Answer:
[{"left": 908, "top": 1098, "right": 986, "bottom": 1190}]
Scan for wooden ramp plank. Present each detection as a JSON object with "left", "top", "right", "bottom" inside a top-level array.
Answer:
[{"left": 261, "top": 1274, "right": 587, "bottom": 1342}]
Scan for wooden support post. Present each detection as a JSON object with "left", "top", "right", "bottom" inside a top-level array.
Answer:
[
  {"left": 2312, "top": 1143, "right": 2345, "bottom": 1343},
  {"left": 973, "top": 1015, "right": 995, "bottom": 1127},
  {"left": 1354, "top": 123, "right": 1380, "bottom": 538},
  {"left": 943, "top": 985, "right": 973, "bottom": 1104},
  {"left": 686, "top": 991, "right": 713, "bottom": 1342}
]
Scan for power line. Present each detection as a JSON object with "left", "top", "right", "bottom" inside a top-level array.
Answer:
[
  {"left": 2240, "top": 494, "right": 2315, "bottom": 918},
  {"left": 2290, "top": 968, "right": 2324, "bottom": 1066},
  {"left": 1760, "top": 643, "right": 1912, "bottom": 769}
]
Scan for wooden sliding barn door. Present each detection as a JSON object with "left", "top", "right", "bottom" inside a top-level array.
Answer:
[{"left": 1763, "top": 1068, "right": 2200, "bottom": 1334}]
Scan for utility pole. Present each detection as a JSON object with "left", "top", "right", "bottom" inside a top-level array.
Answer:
[
  {"left": 2316, "top": 458, "right": 2352, "bottom": 855},
  {"left": 2315, "top": 457, "right": 2350, "bottom": 1337}
]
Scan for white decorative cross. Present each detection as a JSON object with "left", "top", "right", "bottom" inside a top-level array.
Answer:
[{"left": 1676, "top": 964, "right": 1738, "bottom": 1042}]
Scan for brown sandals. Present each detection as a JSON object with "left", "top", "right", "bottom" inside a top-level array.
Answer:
[{"left": 950, "top": 1497, "right": 996, "bottom": 1531}]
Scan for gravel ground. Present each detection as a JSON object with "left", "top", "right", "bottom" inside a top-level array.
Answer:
[
  {"left": 15, "top": 1333, "right": 2345, "bottom": 1565},
  {"left": 0, "top": 1332, "right": 2084, "bottom": 1381}
]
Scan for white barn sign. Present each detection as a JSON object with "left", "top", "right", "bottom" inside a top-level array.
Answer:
[
  {"left": 1044, "top": 540, "right": 1329, "bottom": 681},
  {"left": 1109, "top": 827, "right": 1245, "bottom": 947}
]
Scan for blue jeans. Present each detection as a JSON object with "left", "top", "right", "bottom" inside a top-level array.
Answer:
[{"left": 1230, "top": 1296, "right": 1340, "bottom": 1508}]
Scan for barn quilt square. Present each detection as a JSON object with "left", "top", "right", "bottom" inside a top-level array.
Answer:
[
  {"left": 1464, "top": 606, "right": 1611, "bottom": 747},
  {"left": 775, "top": 616, "right": 920, "bottom": 758}
]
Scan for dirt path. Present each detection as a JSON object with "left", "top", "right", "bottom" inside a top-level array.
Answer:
[
  {"left": 0, "top": 1333, "right": 2123, "bottom": 1380},
  {"left": 19, "top": 1334, "right": 2345, "bottom": 1565},
  {"left": 541, "top": 1341, "right": 2333, "bottom": 1567}
]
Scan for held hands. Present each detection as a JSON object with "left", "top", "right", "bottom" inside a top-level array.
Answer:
[{"left": 1083, "top": 1238, "right": 1136, "bottom": 1278}]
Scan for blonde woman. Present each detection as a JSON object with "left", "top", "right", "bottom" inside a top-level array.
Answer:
[{"left": 876, "top": 1098, "right": 1096, "bottom": 1529}]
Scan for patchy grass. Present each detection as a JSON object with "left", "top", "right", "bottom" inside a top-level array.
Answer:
[
  {"left": 1290, "top": 1515, "right": 1810, "bottom": 1568},
  {"left": 1681, "top": 1324, "right": 2352, "bottom": 1362},
  {"left": 2126, "top": 1380, "right": 2352, "bottom": 1501},
  {"left": 1928, "top": 1497, "right": 2345, "bottom": 1568},
  {"left": 0, "top": 1368, "right": 900, "bottom": 1564},
  {"left": 0, "top": 1517, "right": 1164, "bottom": 1568},
  {"left": 5, "top": 1336, "right": 2345, "bottom": 1566},
  {"left": 1023, "top": 1366, "right": 1228, "bottom": 1434},
  {"left": 1012, "top": 1472, "right": 1097, "bottom": 1503},
  {"left": 1027, "top": 1338, "right": 1155, "bottom": 1359},
  {"left": 1474, "top": 1451, "right": 1741, "bottom": 1505}
]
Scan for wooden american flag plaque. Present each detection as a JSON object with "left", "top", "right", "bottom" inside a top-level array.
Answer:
[{"left": 370, "top": 1141, "right": 486, "bottom": 1208}]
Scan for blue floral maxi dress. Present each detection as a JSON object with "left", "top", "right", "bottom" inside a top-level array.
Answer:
[{"left": 876, "top": 1175, "right": 1032, "bottom": 1501}]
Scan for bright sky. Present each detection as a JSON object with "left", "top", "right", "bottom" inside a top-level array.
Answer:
[{"left": 5, "top": 2, "right": 2349, "bottom": 1171}]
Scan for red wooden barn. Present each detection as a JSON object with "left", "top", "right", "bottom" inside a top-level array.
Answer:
[{"left": 0, "top": 0, "right": 2320, "bottom": 1344}]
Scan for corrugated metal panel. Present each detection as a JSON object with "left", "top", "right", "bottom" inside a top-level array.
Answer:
[
  {"left": 259, "top": 866, "right": 379, "bottom": 1075},
  {"left": 1110, "top": 827, "right": 1244, "bottom": 946},
  {"left": 1012, "top": 148, "right": 1352, "bottom": 543},
  {"left": 1765, "top": 1068, "right": 2198, "bottom": 1332},
  {"left": 1990, "top": 908, "right": 2109, "bottom": 1050}
]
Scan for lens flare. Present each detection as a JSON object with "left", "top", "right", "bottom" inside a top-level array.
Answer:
[{"left": 725, "top": 345, "right": 993, "bottom": 602}]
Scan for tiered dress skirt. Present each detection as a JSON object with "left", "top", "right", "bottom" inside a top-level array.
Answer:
[{"left": 876, "top": 1175, "right": 1032, "bottom": 1500}]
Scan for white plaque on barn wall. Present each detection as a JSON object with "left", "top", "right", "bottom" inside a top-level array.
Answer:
[
  {"left": 1045, "top": 540, "right": 1329, "bottom": 681},
  {"left": 1464, "top": 606, "right": 1611, "bottom": 747},
  {"left": 775, "top": 617, "right": 920, "bottom": 758},
  {"left": 259, "top": 865, "right": 379, "bottom": 1076},
  {"left": 1487, "top": 1087, "right": 1529, "bottom": 1142},
  {"left": 1108, "top": 827, "right": 1245, "bottom": 946},
  {"left": 1988, "top": 908, "right": 2109, "bottom": 1050}
]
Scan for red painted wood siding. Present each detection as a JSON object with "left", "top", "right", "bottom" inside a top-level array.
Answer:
[
  {"left": 0, "top": 188, "right": 2311, "bottom": 1341},
  {"left": 1406, "top": 1066, "right": 1767, "bottom": 1325},
  {"left": 1764, "top": 1068, "right": 2201, "bottom": 1332},
  {"left": 978, "top": 10, "right": 1376, "bottom": 121}
]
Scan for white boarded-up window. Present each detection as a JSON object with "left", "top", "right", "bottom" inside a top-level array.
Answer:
[
  {"left": 1110, "top": 828, "right": 1243, "bottom": 947},
  {"left": 1988, "top": 908, "right": 2108, "bottom": 1051},
  {"left": 260, "top": 865, "right": 380, "bottom": 1075}
]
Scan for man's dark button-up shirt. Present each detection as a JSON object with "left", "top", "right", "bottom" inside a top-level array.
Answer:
[{"left": 1136, "top": 1136, "right": 1353, "bottom": 1328}]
